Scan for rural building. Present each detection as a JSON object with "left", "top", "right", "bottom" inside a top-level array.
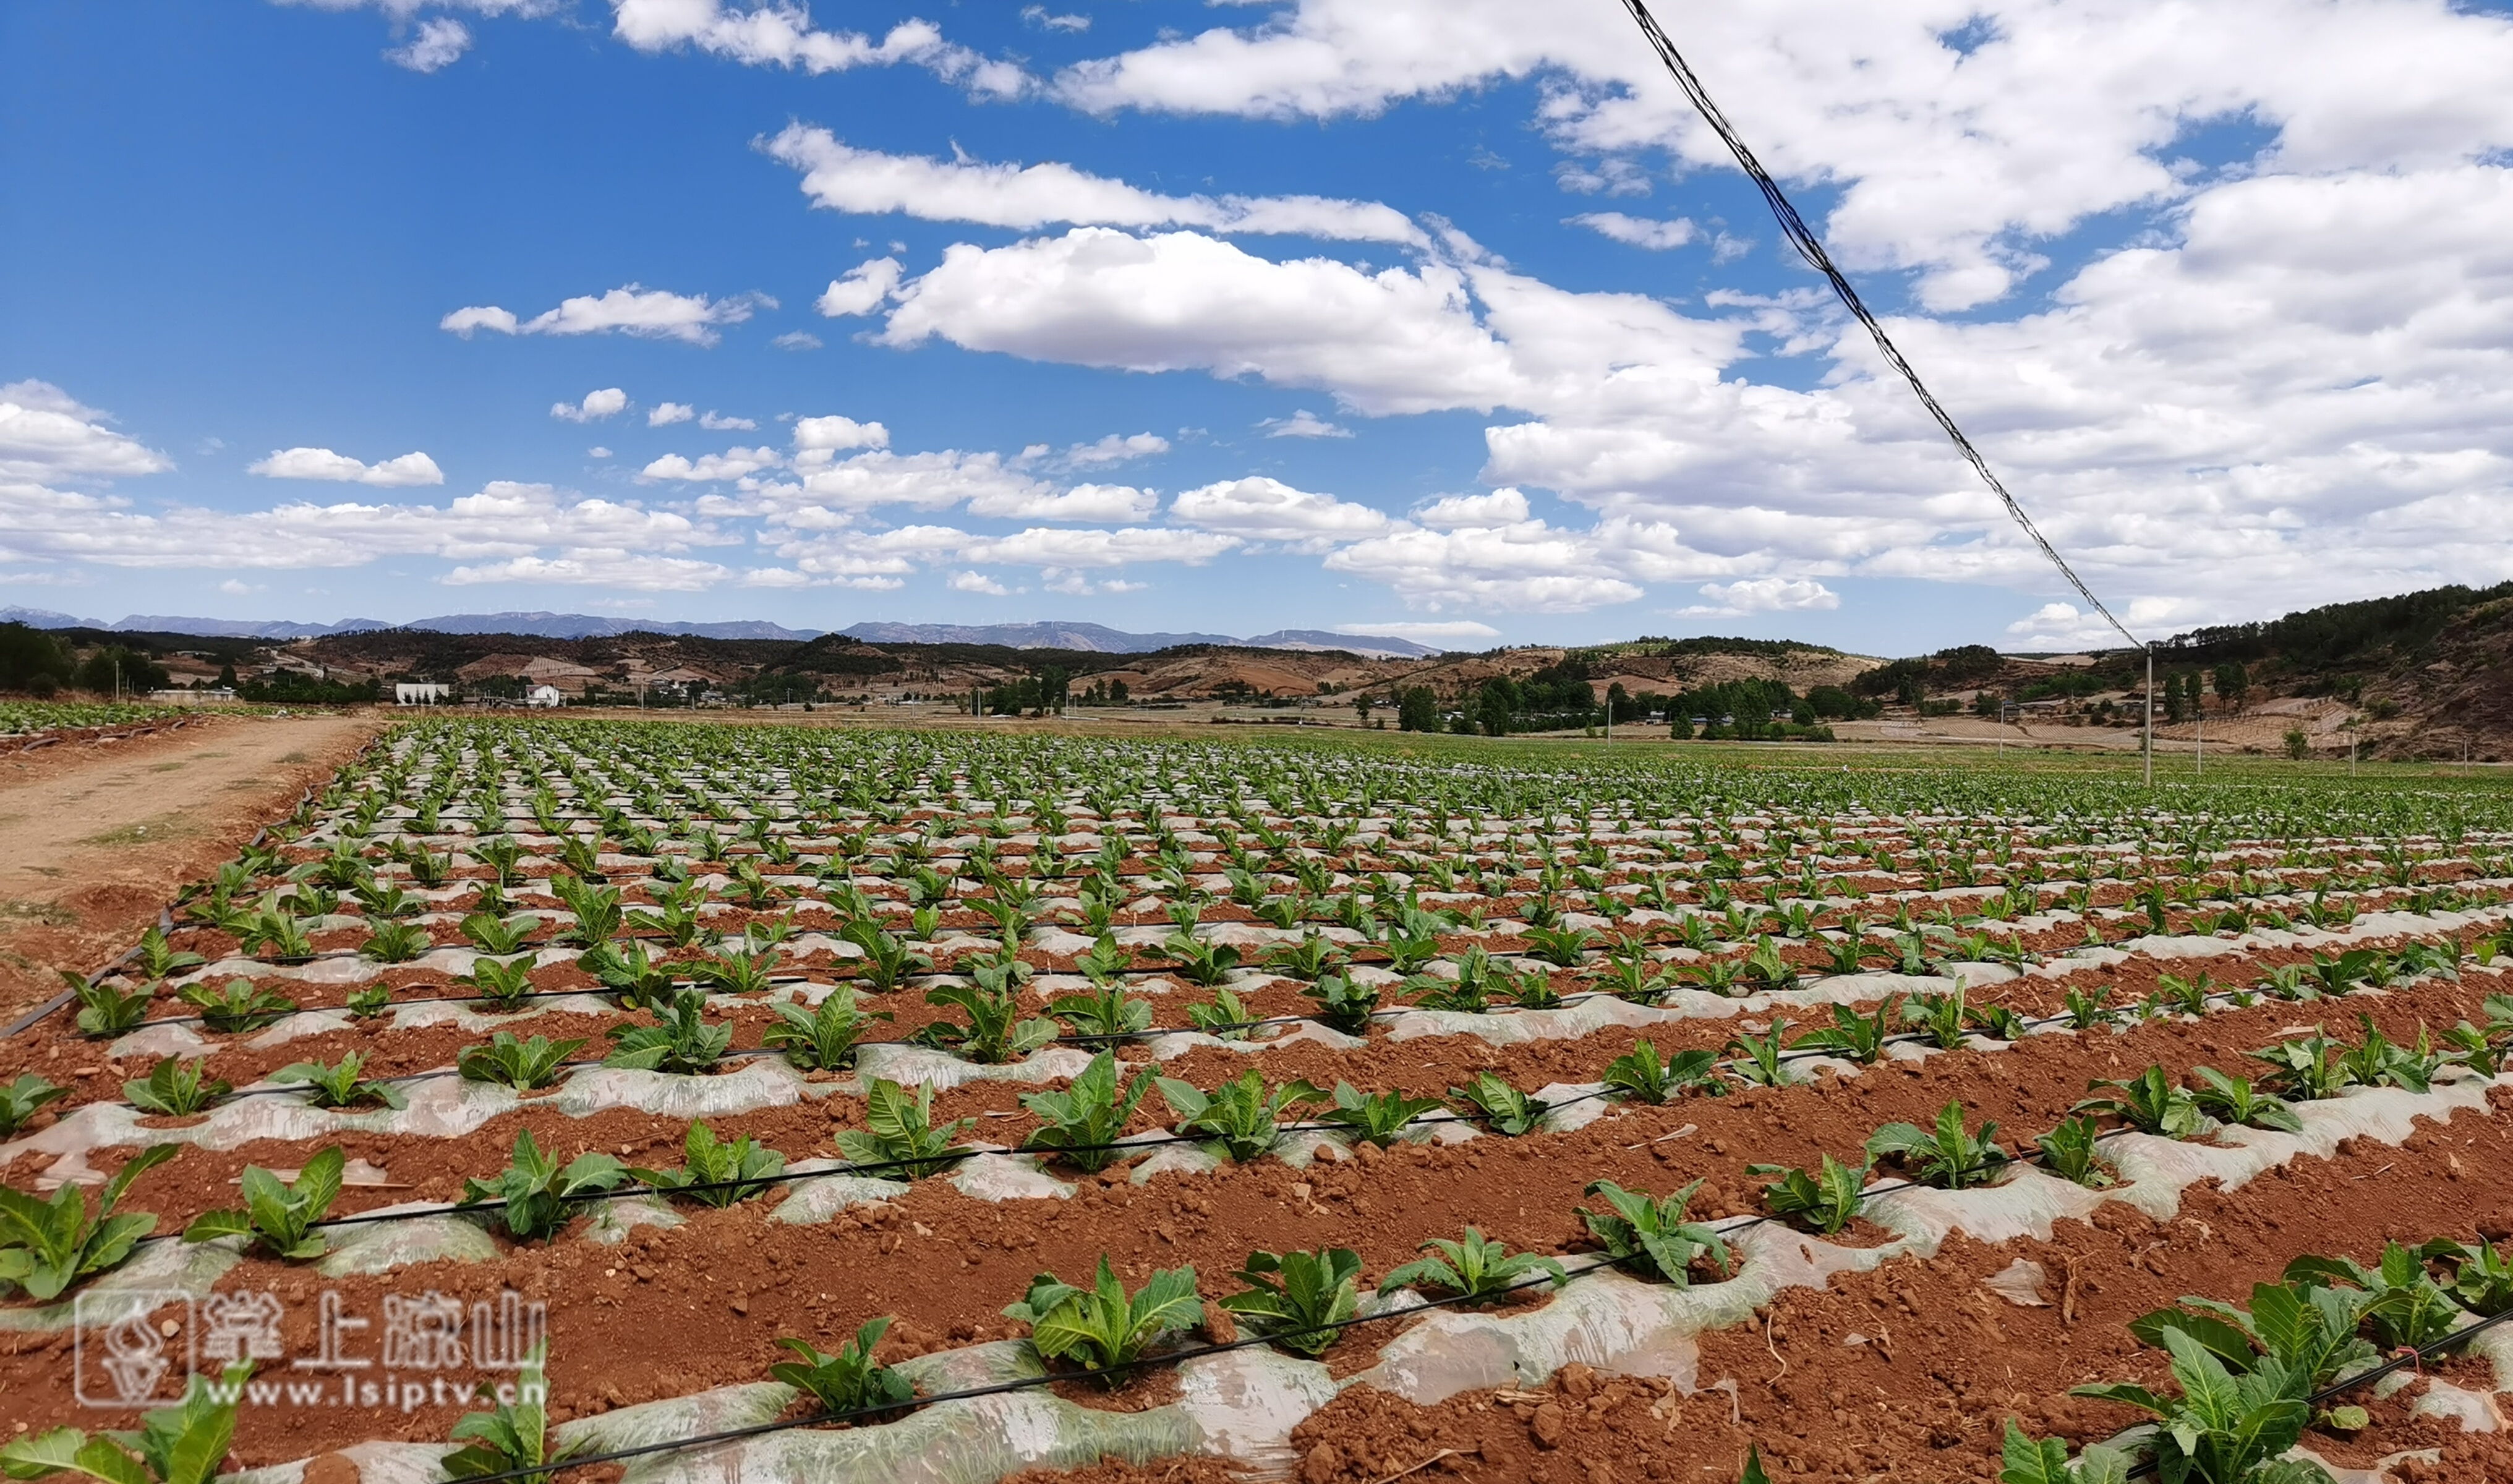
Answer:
[
  {"left": 395, "top": 683, "right": 451, "bottom": 706},
  {"left": 526, "top": 684, "right": 563, "bottom": 708}
]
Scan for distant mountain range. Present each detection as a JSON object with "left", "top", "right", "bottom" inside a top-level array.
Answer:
[
  {"left": 0, "top": 607, "right": 1449, "bottom": 655},
  {"left": 836, "top": 621, "right": 1444, "bottom": 658}
]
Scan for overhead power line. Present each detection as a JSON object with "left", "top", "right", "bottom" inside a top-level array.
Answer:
[{"left": 1616, "top": 0, "right": 2141, "bottom": 653}]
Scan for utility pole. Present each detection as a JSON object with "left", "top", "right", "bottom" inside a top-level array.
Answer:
[
  {"left": 2195, "top": 704, "right": 2203, "bottom": 777},
  {"left": 2142, "top": 647, "right": 2154, "bottom": 787}
]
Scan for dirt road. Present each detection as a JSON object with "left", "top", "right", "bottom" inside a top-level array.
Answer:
[{"left": 0, "top": 712, "right": 380, "bottom": 1025}]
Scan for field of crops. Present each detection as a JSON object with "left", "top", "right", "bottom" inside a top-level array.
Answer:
[
  {"left": 0, "top": 701, "right": 191, "bottom": 738},
  {"left": 4, "top": 719, "right": 2512, "bottom": 1484}
]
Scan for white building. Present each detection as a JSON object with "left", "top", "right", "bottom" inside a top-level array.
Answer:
[
  {"left": 526, "top": 684, "right": 563, "bottom": 709},
  {"left": 395, "top": 683, "right": 450, "bottom": 706}
]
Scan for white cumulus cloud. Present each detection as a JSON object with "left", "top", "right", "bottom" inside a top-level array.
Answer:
[
  {"left": 249, "top": 447, "right": 446, "bottom": 487},
  {"left": 550, "top": 388, "right": 628, "bottom": 423},
  {"left": 441, "top": 284, "right": 772, "bottom": 346},
  {"left": 1681, "top": 577, "right": 1842, "bottom": 616},
  {"left": 647, "top": 403, "right": 694, "bottom": 427},
  {"left": 386, "top": 16, "right": 471, "bottom": 71}
]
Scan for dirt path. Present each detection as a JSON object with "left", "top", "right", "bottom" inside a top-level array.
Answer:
[{"left": 0, "top": 712, "right": 381, "bottom": 1023}]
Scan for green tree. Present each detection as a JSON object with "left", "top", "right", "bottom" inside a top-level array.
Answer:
[
  {"left": 1352, "top": 693, "right": 1373, "bottom": 724},
  {"left": 0, "top": 624, "right": 74, "bottom": 693},
  {"left": 2284, "top": 726, "right": 2310, "bottom": 760},
  {"left": 2214, "top": 661, "right": 2249, "bottom": 712},
  {"left": 74, "top": 646, "right": 169, "bottom": 696},
  {"left": 2162, "top": 673, "right": 2187, "bottom": 725},
  {"left": 1396, "top": 686, "right": 1439, "bottom": 733},
  {"left": 1475, "top": 678, "right": 1515, "bottom": 736}
]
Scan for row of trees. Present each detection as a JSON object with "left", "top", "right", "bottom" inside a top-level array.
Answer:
[{"left": 0, "top": 624, "right": 173, "bottom": 697}]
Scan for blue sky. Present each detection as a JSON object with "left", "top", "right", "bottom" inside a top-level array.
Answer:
[{"left": 6, "top": 0, "right": 2513, "bottom": 655}]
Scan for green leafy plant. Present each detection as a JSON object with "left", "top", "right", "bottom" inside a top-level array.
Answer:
[
  {"left": 2074, "top": 1065, "right": 2209, "bottom": 1138},
  {"left": 1601, "top": 1040, "right": 1720, "bottom": 1104},
  {"left": 74, "top": 977, "right": 155, "bottom": 1039},
  {"left": 548, "top": 874, "right": 623, "bottom": 947},
  {"left": 1156, "top": 1068, "right": 1324, "bottom": 1162},
  {"left": 918, "top": 978, "right": 1059, "bottom": 1063},
  {"left": 764, "top": 986, "right": 890, "bottom": 1072},
  {"left": 0, "top": 1074, "right": 69, "bottom": 1137},
  {"left": 1790, "top": 997, "right": 1899, "bottom": 1065},
  {"left": 1049, "top": 981, "right": 1153, "bottom": 1039},
  {"left": 0, "top": 1362, "right": 252, "bottom": 1484},
  {"left": 442, "top": 1349, "right": 579, "bottom": 1484},
  {"left": 1739, "top": 936, "right": 1799, "bottom": 991},
  {"left": 271, "top": 1051, "right": 406, "bottom": 1110},
  {"left": 1161, "top": 932, "right": 1243, "bottom": 987},
  {"left": 2062, "top": 984, "right": 2119, "bottom": 1030},
  {"left": 1748, "top": 1154, "right": 1867, "bottom": 1235},
  {"left": 689, "top": 942, "right": 781, "bottom": 996},
  {"left": 1866, "top": 1099, "right": 2010, "bottom": 1190},
  {"left": 2130, "top": 1279, "right": 2377, "bottom": 1397},
  {"left": 344, "top": 986, "right": 392, "bottom": 1020},
  {"left": 1994, "top": 1420, "right": 2129, "bottom": 1484},
  {"left": 461, "top": 1128, "right": 628, "bottom": 1242},
  {"left": 359, "top": 916, "right": 432, "bottom": 965},
  {"left": 1020, "top": 1051, "right": 1155, "bottom": 1172},
  {"left": 182, "top": 1146, "right": 345, "bottom": 1258},
  {"left": 769, "top": 1318, "right": 915, "bottom": 1419},
  {"left": 2285, "top": 1243, "right": 2462, "bottom": 1351},
  {"left": 1502, "top": 965, "right": 1565, "bottom": 1009},
  {"left": 1723, "top": 1020, "right": 1795, "bottom": 1087},
  {"left": 2033, "top": 1114, "right": 2116, "bottom": 1188},
  {"left": 2246, "top": 1034, "right": 2355, "bottom": 1101},
  {"left": 1185, "top": 986, "right": 1255, "bottom": 1040},
  {"left": 1448, "top": 1071, "right": 1547, "bottom": 1135},
  {"left": 1522, "top": 924, "right": 1595, "bottom": 968},
  {"left": 630, "top": 1120, "right": 787, "bottom": 1207},
  {"left": 1003, "top": 1256, "right": 1203, "bottom": 1383},
  {"left": 176, "top": 978, "right": 297, "bottom": 1033},
  {"left": 124, "top": 1058, "right": 230, "bottom": 1117},
  {"left": 837, "top": 1078, "right": 974, "bottom": 1180},
  {"left": 1378, "top": 1227, "right": 1566, "bottom": 1305},
  {"left": 131, "top": 925, "right": 204, "bottom": 981},
  {"left": 840, "top": 920, "right": 931, "bottom": 990},
  {"left": 1300, "top": 973, "right": 1381, "bottom": 1034},
  {"left": 1263, "top": 932, "right": 1343, "bottom": 983},
  {"left": 1219, "top": 1248, "right": 1361, "bottom": 1357},
  {"left": 456, "top": 1031, "right": 586, "bottom": 1091},
  {"left": 0, "top": 1143, "right": 181, "bottom": 1299},
  {"left": 2188, "top": 1067, "right": 2303, "bottom": 1133},
  {"left": 460, "top": 955, "right": 539, "bottom": 1013},
  {"left": 1314, "top": 1081, "right": 1444, "bottom": 1147},
  {"left": 2423, "top": 1237, "right": 2513, "bottom": 1318},
  {"left": 578, "top": 937, "right": 674, "bottom": 1010},
  {"left": 1577, "top": 1179, "right": 1728, "bottom": 1287},
  {"left": 2070, "top": 1329, "right": 2331, "bottom": 1484},
  {"left": 604, "top": 988, "right": 733, "bottom": 1074}
]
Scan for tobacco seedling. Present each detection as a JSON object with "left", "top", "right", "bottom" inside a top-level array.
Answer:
[
  {"left": 1866, "top": 1099, "right": 2010, "bottom": 1190},
  {"left": 456, "top": 1031, "right": 586, "bottom": 1091},
  {"left": 1739, "top": 937, "right": 1798, "bottom": 991},
  {"left": 2246, "top": 1034, "right": 2355, "bottom": 1101},
  {"left": 2129, "top": 1279, "right": 2376, "bottom": 1395},
  {"left": 74, "top": 978, "right": 155, "bottom": 1039},
  {"left": 2187, "top": 1067, "right": 2304, "bottom": 1133},
  {"left": 183, "top": 1146, "right": 346, "bottom": 1259},
  {"left": 2152, "top": 971, "right": 2216, "bottom": 1018},
  {"left": 344, "top": 987, "right": 392, "bottom": 1020},
  {"left": 578, "top": 937, "right": 674, "bottom": 1011},
  {"left": 1522, "top": 924, "right": 1596, "bottom": 968},
  {"left": 764, "top": 987, "right": 890, "bottom": 1072},
  {"left": 1185, "top": 986, "right": 1255, "bottom": 1040},
  {"left": 1723, "top": 1020, "right": 1795, "bottom": 1087},
  {"left": 1965, "top": 1002, "right": 2028, "bottom": 1041},
  {"left": 271, "top": 1051, "right": 406, "bottom": 1111},
  {"left": 2060, "top": 985, "right": 2118, "bottom": 1030},
  {"left": 604, "top": 989, "right": 733, "bottom": 1074},
  {"left": 2033, "top": 1115, "right": 2115, "bottom": 1188},
  {"left": 359, "top": 917, "right": 432, "bottom": 965},
  {"left": 1156, "top": 1068, "right": 1325, "bottom": 1162},
  {"left": 631, "top": 1120, "right": 787, "bottom": 1206},
  {"left": 1070, "top": 932, "right": 1135, "bottom": 985},
  {"left": 1219, "top": 1247, "right": 1362, "bottom": 1357},
  {"left": 176, "top": 978, "right": 297, "bottom": 1033},
  {"left": 2073, "top": 1066, "right": 2208, "bottom": 1139},
  {"left": 1378, "top": 1227, "right": 1566, "bottom": 1305},
  {"left": 1301, "top": 973, "right": 1381, "bottom": 1034},
  {"left": 1502, "top": 965, "right": 1565, "bottom": 1009},
  {"left": 2286, "top": 1243, "right": 2462, "bottom": 1351},
  {"left": 442, "top": 1349, "right": 578, "bottom": 1484},
  {"left": 837, "top": 1078, "right": 973, "bottom": 1180},
  {"left": 1049, "top": 982, "right": 1154, "bottom": 1039},
  {"left": 1903, "top": 991, "right": 1973, "bottom": 1051},
  {"left": 132, "top": 925, "right": 205, "bottom": 981},
  {"left": 1995, "top": 1420, "right": 2130, "bottom": 1484},
  {"left": 0, "top": 1362, "right": 252, "bottom": 1484},
  {"left": 2070, "top": 1331, "right": 2326, "bottom": 1484},
  {"left": 463, "top": 1128, "right": 628, "bottom": 1242},
  {"left": 461, "top": 956, "right": 539, "bottom": 1013},
  {"left": 1003, "top": 1256, "right": 1203, "bottom": 1383},
  {"left": 918, "top": 979, "right": 1058, "bottom": 1064},
  {"left": 1448, "top": 1072, "right": 1547, "bottom": 1136},
  {"left": 840, "top": 921, "right": 931, "bottom": 990},
  {"left": 1747, "top": 1154, "right": 1867, "bottom": 1235},
  {"left": 1601, "top": 1040, "right": 1720, "bottom": 1104},
  {"left": 2423, "top": 1237, "right": 2513, "bottom": 1318},
  {"left": 689, "top": 942, "right": 780, "bottom": 996},
  {"left": 0, "top": 1143, "right": 181, "bottom": 1299},
  {"left": 1790, "top": 997, "right": 1900, "bottom": 1065},
  {"left": 769, "top": 1318, "right": 915, "bottom": 1419},
  {"left": 1578, "top": 1179, "right": 1728, "bottom": 1287},
  {"left": 1315, "top": 1081, "right": 1444, "bottom": 1147},
  {"left": 1022, "top": 1051, "right": 1155, "bottom": 1172},
  {"left": 124, "top": 1058, "right": 231, "bottom": 1117},
  {"left": 462, "top": 914, "right": 540, "bottom": 959},
  {"left": 1148, "top": 927, "right": 1234, "bottom": 987},
  {"left": 547, "top": 876, "right": 623, "bottom": 947}
]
